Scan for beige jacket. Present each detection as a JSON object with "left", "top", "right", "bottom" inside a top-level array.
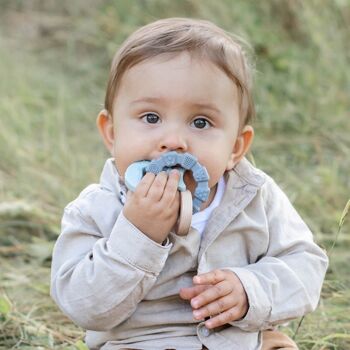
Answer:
[{"left": 51, "top": 158, "right": 328, "bottom": 350}]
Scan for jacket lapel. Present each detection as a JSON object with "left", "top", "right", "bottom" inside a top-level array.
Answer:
[{"left": 198, "top": 158, "right": 266, "bottom": 260}]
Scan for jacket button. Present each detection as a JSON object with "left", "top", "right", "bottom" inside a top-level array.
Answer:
[{"left": 201, "top": 327, "right": 210, "bottom": 337}]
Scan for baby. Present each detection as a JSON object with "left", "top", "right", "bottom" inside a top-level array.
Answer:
[{"left": 51, "top": 18, "right": 328, "bottom": 350}]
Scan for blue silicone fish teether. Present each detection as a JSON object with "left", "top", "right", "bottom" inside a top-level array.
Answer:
[
  {"left": 124, "top": 161, "right": 187, "bottom": 192},
  {"left": 124, "top": 152, "right": 210, "bottom": 213}
]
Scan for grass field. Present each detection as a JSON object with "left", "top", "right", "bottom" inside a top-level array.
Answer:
[{"left": 0, "top": 1, "right": 349, "bottom": 349}]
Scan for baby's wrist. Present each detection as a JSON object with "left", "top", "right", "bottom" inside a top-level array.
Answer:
[{"left": 122, "top": 208, "right": 168, "bottom": 244}]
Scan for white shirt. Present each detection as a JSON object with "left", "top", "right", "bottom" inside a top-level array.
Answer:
[{"left": 191, "top": 176, "right": 225, "bottom": 236}]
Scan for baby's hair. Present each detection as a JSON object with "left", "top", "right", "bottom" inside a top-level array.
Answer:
[{"left": 104, "top": 17, "right": 255, "bottom": 127}]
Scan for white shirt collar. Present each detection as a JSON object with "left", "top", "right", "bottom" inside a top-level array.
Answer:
[{"left": 191, "top": 176, "right": 226, "bottom": 235}]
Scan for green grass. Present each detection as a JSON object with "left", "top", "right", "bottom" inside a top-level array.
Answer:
[{"left": 0, "top": 1, "right": 349, "bottom": 349}]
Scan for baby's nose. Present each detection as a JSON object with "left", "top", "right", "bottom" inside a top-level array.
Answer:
[{"left": 159, "top": 131, "right": 187, "bottom": 152}]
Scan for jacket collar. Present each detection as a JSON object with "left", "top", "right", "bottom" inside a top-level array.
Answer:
[
  {"left": 99, "top": 158, "right": 127, "bottom": 204},
  {"left": 231, "top": 157, "right": 266, "bottom": 187}
]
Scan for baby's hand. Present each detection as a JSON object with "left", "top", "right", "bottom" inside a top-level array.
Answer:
[
  {"left": 179, "top": 269, "right": 248, "bottom": 329},
  {"left": 123, "top": 170, "right": 180, "bottom": 244}
]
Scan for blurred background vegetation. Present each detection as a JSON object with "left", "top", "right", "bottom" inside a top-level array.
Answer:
[{"left": 0, "top": 0, "right": 349, "bottom": 349}]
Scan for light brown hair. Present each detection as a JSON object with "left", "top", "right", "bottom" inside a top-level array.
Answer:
[{"left": 104, "top": 18, "right": 255, "bottom": 126}]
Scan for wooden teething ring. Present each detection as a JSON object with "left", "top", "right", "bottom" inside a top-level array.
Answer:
[{"left": 176, "top": 190, "right": 193, "bottom": 235}]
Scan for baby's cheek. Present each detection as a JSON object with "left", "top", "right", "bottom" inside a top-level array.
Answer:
[
  {"left": 207, "top": 167, "right": 225, "bottom": 188},
  {"left": 113, "top": 159, "right": 126, "bottom": 178}
]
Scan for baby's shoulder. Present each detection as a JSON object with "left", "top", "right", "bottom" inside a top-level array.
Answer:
[
  {"left": 64, "top": 183, "right": 122, "bottom": 226},
  {"left": 249, "top": 171, "right": 301, "bottom": 223}
]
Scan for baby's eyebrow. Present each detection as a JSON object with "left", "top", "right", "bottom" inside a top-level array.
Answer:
[
  {"left": 130, "top": 97, "right": 221, "bottom": 114},
  {"left": 191, "top": 102, "right": 221, "bottom": 114},
  {"left": 130, "top": 97, "right": 162, "bottom": 105}
]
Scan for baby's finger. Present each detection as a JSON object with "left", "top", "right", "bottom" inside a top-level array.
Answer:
[
  {"left": 161, "top": 170, "right": 180, "bottom": 204},
  {"left": 146, "top": 172, "right": 167, "bottom": 201},
  {"left": 204, "top": 306, "right": 242, "bottom": 329},
  {"left": 173, "top": 190, "right": 181, "bottom": 207},
  {"left": 134, "top": 172, "right": 156, "bottom": 197},
  {"left": 192, "top": 293, "right": 236, "bottom": 320},
  {"left": 179, "top": 285, "right": 210, "bottom": 300},
  {"left": 193, "top": 269, "right": 227, "bottom": 286},
  {"left": 191, "top": 280, "right": 233, "bottom": 309}
]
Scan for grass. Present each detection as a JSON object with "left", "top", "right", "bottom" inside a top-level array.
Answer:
[{"left": 0, "top": 0, "right": 349, "bottom": 349}]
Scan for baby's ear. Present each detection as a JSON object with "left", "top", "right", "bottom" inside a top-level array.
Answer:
[
  {"left": 226, "top": 125, "right": 254, "bottom": 170},
  {"left": 96, "top": 109, "right": 115, "bottom": 154}
]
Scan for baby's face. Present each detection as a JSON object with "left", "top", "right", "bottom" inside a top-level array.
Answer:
[{"left": 110, "top": 52, "right": 247, "bottom": 205}]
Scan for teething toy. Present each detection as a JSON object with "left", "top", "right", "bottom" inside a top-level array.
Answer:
[
  {"left": 125, "top": 161, "right": 187, "bottom": 193},
  {"left": 124, "top": 152, "right": 210, "bottom": 235}
]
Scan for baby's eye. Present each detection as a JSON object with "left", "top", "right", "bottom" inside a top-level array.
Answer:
[
  {"left": 191, "top": 118, "right": 211, "bottom": 129},
  {"left": 142, "top": 113, "right": 160, "bottom": 124}
]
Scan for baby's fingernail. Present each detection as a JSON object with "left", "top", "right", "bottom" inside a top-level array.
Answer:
[
  {"left": 193, "top": 310, "right": 201, "bottom": 318},
  {"left": 191, "top": 299, "right": 199, "bottom": 308},
  {"left": 206, "top": 320, "right": 213, "bottom": 328},
  {"left": 193, "top": 276, "right": 200, "bottom": 283}
]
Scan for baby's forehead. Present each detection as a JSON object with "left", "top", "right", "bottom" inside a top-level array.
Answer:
[
  {"left": 116, "top": 53, "right": 239, "bottom": 107},
  {"left": 125, "top": 50, "right": 226, "bottom": 76},
  {"left": 120, "top": 52, "right": 237, "bottom": 90}
]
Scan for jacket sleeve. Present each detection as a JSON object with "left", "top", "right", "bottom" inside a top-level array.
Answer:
[
  {"left": 229, "top": 177, "right": 328, "bottom": 331},
  {"left": 50, "top": 192, "right": 172, "bottom": 331}
]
